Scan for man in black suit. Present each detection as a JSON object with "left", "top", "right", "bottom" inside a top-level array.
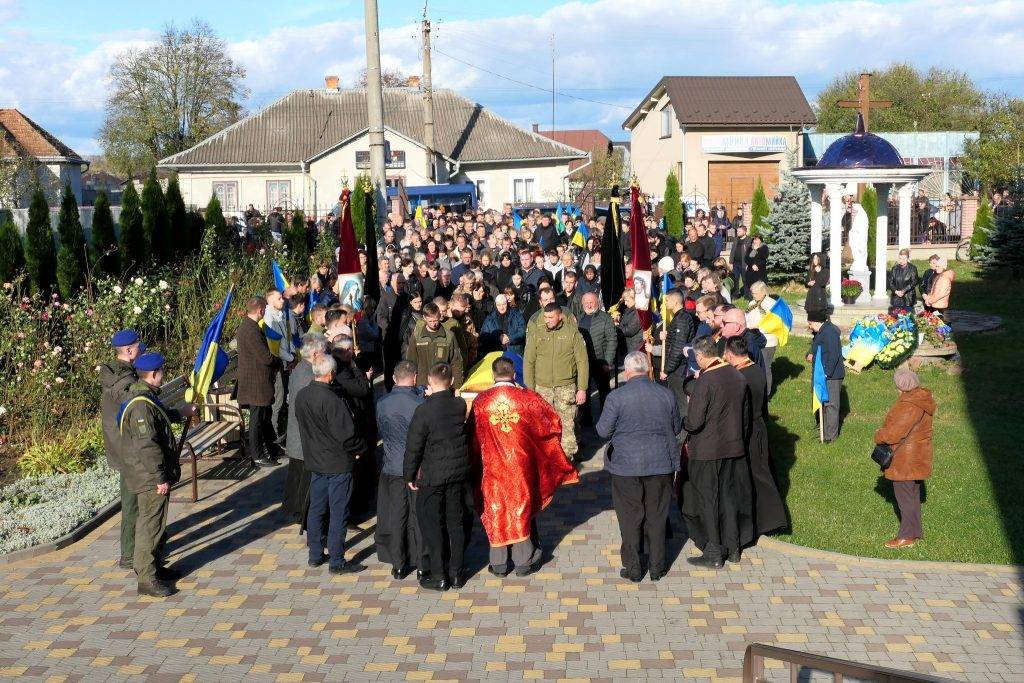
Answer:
[{"left": 806, "top": 310, "right": 845, "bottom": 442}]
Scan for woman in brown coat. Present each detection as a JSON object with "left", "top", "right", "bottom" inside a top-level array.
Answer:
[{"left": 874, "top": 368, "right": 935, "bottom": 548}]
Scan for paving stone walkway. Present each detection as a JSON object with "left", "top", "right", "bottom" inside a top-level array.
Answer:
[{"left": 2, "top": 445, "right": 1022, "bottom": 682}]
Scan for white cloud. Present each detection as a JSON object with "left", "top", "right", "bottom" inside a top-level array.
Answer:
[{"left": 2, "top": 0, "right": 1023, "bottom": 153}]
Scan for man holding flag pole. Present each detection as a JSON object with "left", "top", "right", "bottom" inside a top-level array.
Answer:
[{"left": 806, "top": 310, "right": 844, "bottom": 443}]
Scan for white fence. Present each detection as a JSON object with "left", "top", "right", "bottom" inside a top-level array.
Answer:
[{"left": 7, "top": 206, "right": 123, "bottom": 245}]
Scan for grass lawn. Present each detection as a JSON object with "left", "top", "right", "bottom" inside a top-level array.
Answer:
[{"left": 764, "top": 261, "right": 1024, "bottom": 565}]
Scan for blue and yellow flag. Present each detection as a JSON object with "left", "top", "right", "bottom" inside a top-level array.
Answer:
[
  {"left": 414, "top": 204, "right": 426, "bottom": 228},
  {"left": 512, "top": 211, "right": 522, "bottom": 230},
  {"left": 554, "top": 202, "right": 565, "bottom": 234},
  {"left": 756, "top": 297, "right": 793, "bottom": 347},
  {"left": 659, "top": 272, "right": 674, "bottom": 328},
  {"left": 571, "top": 220, "right": 590, "bottom": 249},
  {"left": 186, "top": 287, "right": 234, "bottom": 403},
  {"left": 271, "top": 259, "right": 289, "bottom": 292},
  {"left": 811, "top": 346, "right": 830, "bottom": 415}
]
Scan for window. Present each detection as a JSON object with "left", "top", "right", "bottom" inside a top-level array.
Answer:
[
  {"left": 660, "top": 108, "right": 672, "bottom": 138},
  {"left": 212, "top": 181, "right": 238, "bottom": 212},
  {"left": 266, "top": 180, "right": 291, "bottom": 210},
  {"left": 512, "top": 178, "right": 536, "bottom": 203}
]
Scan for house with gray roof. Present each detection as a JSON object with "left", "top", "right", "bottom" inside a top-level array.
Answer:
[
  {"left": 622, "top": 76, "right": 814, "bottom": 216},
  {"left": 1, "top": 108, "right": 87, "bottom": 209},
  {"left": 159, "top": 83, "right": 587, "bottom": 216}
]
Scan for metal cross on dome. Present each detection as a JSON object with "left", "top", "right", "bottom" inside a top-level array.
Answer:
[{"left": 836, "top": 72, "right": 892, "bottom": 132}]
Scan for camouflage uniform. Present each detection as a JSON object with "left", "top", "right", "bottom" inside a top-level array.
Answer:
[{"left": 524, "top": 317, "right": 589, "bottom": 461}]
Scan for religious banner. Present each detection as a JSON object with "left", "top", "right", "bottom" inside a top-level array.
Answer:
[
  {"left": 336, "top": 187, "right": 363, "bottom": 311},
  {"left": 629, "top": 183, "right": 652, "bottom": 331}
]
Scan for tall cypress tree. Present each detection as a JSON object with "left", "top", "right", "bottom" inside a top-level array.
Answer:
[
  {"left": 118, "top": 182, "right": 145, "bottom": 274},
  {"left": 24, "top": 187, "right": 56, "bottom": 294},
  {"left": 0, "top": 216, "right": 25, "bottom": 283},
  {"left": 202, "top": 194, "right": 229, "bottom": 260},
  {"left": 971, "top": 199, "right": 993, "bottom": 256},
  {"left": 90, "top": 190, "right": 119, "bottom": 277},
  {"left": 55, "top": 183, "right": 87, "bottom": 299},
  {"left": 749, "top": 178, "right": 770, "bottom": 238},
  {"left": 141, "top": 169, "right": 169, "bottom": 264},
  {"left": 352, "top": 173, "right": 371, "bottom": 244},
  {"left": 663, "top": 170, "right": 683, "bottom": 239},
  {"left": 977, "top": 172, "right": 1024, "bottom": 278},
  {"left": 165, "top": 175, "right": 187, "bottom": 256},
  {"left": 186, "top": 208, "right": 205, "bottom": 254},
  {"left": 284, "top": 210, "right": 309, "bottom": 275}
]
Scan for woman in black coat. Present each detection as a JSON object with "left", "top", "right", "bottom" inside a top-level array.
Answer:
[
  {"left": 887, "top": 248, "right": 919, "bottom": 311},
  {"left": 743, "top": 235, "right": 768, "bottom": 297},
  {"left": 495, "top": 252, "right": 516, "bottom": 293},
  {"left": 804, "top": 252, "right": 829, "bottom": 316}
]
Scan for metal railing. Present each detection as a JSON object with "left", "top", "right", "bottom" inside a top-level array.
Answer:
[
  {"left": 886, "top": 198, "right": 963, "bottom": 246},
  {"left": 743, "top": 644, "right": 953, "bottom": 683}
]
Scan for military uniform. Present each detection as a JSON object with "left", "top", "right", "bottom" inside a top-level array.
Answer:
[
  {"left": 523, "top": 317, "right": 589, "bottom": 461},
  {"left": 99, "top": 357, "right": 139, "bottom": 567},
  {"left": 404, "top": 325, "right": 464, "bottom": 387},
  {"left": 119, "top": 378, "right": 184, "bottom": 591}
]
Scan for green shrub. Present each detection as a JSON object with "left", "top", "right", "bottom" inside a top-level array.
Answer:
[
  {"left": 749, "top": 178, "right": 770, "bottom": 238},
  {"left": 119, "top": 182, "right": 145, "bottom": 274},
  {"left": 663, "top": 170, "right": 683, "bottom": 239},
  {"left": 24, "top": 187, "right": 56, "bottom": 293},
  {"left": 165, "top": 175, "right": 188, "bottom": 257},
  {"left": 142, "top": 168, "right": 170, "bottom": 265},
  {"left": 284, "top": 210, "right": 309, "bottom": 275},
  {"left": 19, "top": 431, "right": 94, "bottom": 476},
  {"left": 861, "top": 185, "right": 878, "bottom": 269},
  {"left": 972, "top": 199, "right": 993, "bottom": 255},
  {"left": 90, "top": 190, "right": 119, "bottom": 277},
  {"left": 0, "top": 217, "right": 25, "bottom": 283}
]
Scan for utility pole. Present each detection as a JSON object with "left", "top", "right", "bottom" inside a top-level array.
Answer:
[
  {"left": 550, "top": 33, "right": 555, "bottom": 134},
  {"left": 364, "top": 0, "right": 387, "bottom": 228},
  {"left": 422, "top": 5, "right": 435, "bottom": 183}
]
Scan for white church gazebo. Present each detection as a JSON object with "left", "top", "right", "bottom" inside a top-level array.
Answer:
[{"left": 791, "top": 115, "right": 930, "bottom": 308}]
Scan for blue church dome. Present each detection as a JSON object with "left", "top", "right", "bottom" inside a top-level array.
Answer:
[{"left": 816, "top": 114, "right": 904, "bottom": 169}]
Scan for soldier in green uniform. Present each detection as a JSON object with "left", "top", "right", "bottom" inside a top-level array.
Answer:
[
  {"left": 404, "top": 302, "right": 464, "bottom": 388},
  {"left": 118, "top": 353, "right": 194, "bottom": 597},
  {"left": 99, "top": 329, "right": 144, "bottom": 570}
]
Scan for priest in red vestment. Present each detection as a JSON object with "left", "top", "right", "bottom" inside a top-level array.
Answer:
[{"left": 470, "top": 356, "right": 579, "bottom": 577}]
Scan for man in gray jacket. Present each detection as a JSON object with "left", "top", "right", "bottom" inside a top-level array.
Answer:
[
  {"left": 578, "top": 292, "right": 617, "bottom": 425},
  {"left": 374, "top": 361, "right": 425, "bottom": 579},
  {"left": 597, "top": 351, "right": 681, "bottom": 583}
]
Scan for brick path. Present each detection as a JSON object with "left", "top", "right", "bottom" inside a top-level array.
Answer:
[{"left": 1, "top": 444, "right": 1021, "bottom": 682}]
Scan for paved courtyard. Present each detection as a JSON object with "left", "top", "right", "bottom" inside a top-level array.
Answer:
[{"left": 1, "top": 445, "right": 1022, "bottom": 682}]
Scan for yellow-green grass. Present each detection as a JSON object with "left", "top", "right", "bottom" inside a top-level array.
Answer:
[{"left": 765, "top": 262, "right": 1022, "bottom": 565}]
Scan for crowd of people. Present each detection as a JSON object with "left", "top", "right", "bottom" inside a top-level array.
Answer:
[{"left": 98, "top": 196, "right": 943, "bottom": 596}]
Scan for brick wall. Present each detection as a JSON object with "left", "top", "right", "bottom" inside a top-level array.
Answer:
[{"left": 960, "top": 195, "right": 977, "bottom": 241}]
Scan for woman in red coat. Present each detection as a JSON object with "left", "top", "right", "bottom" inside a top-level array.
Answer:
[{"left": 874, "top": 368, "right": 936, "bottom": 548}]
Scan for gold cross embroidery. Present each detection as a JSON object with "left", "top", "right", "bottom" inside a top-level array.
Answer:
[{"left": 488, "top": 395, "right": 520, "bottom": 434}]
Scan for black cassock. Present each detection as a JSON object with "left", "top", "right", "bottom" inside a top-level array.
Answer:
[
  {"left": 375, "top": 473, "right": 424, "bottom": 570},
  {"left": 737, "top": 362, "right": 788, "bottom": 534}
]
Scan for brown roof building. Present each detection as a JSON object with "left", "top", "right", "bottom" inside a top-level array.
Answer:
[
  {"left": 622, "top": 76, "right": 815, "bottom": 217},
  {"left": 0, "top": 109, "right": 86, "bottom": 209}
]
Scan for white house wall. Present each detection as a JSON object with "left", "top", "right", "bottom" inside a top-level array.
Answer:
[
  {"left": 627, "top": 91, "right": 681, "bottom": 200},
  {"left": 178, "top": 170, "right": 305, "bottom": 217},
  {"left": 457, "top": 160, "right": 573, "bottom": 210}
]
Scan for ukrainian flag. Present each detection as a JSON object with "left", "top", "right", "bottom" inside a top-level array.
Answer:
[
  {"left": 271, "top": 259, "right": 289, "bottom": 292},
  {"left": 554, "top": 202, "right": 565, "bottom": 234},
  {"left": 186, "top": 287, "right": 234, "bottom": 402},
  {"left": 512, "top": 211, "right": 522, "bottom": 231},
  {"left": 571, "top": 220, "right": 590, "bottom": 249},
  {"left": 756, "top": 297, "right": 793, "bottom": 347},
  {"left": 659, "top": 272, "right": 674, "bottom": 328},
  {"left": 414, "top": 204, "right": 426, "bottom": 228},
  {"left": 811, "top": 346, "right": 830, "bottom": 415}
]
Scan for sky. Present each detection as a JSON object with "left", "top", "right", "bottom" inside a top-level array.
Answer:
[{"left": 2, "top": 0, "right": 1023, "bottom": 157}]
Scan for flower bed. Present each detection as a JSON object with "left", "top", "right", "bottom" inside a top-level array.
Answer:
[
  {"left": 0, "top": 459, "right": 119, "bottom": 555},
  {"left": 915, "top": 311, "right": 954, "bottom": 347}
]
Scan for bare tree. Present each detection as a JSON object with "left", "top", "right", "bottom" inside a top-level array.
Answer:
[
  {"left": 356, "top": 68, "right": 412, "bottom": 88},
  {"left": 99, "top": 20, "right": 249, "bottom": 177}
]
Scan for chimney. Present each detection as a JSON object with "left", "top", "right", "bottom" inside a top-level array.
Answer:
[
  {"left": 324, "top": 75, "right": 340, "bottom": 92},
  {"left": 532, "top": 123, "right": 539, "bottom": 133},
  {"left": 406, "top": 75, "right": 421, "bottom": 89}
]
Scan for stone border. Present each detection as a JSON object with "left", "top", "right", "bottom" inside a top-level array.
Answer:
[
  {"left": 0, "top": 498, "right": 120, "bottom": 565},
  {"left": 759, "top": 535, "right": 1020, "bottom": 575}
]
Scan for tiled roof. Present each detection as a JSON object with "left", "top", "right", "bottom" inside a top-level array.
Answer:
[
  {"left": 160, "top": 88, "right": 587, "bottom": 168},
  {"left": 622, "top": 76, "right": 816, "bottom": 130},
  {"left": 535, "top": 128, "right": 610, "bottom": 153},
  {"left": 0, "top": 109, "right": 81, "bottom": 160}
]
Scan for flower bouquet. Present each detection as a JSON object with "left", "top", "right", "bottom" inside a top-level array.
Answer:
[
  {"left": 843, "top": 314, "right": 890, "bottom": 371},
  {"left": 840, "top": 278, "right": 863, "bottom": 303},
  {"left": 875, "top": 312, "right": 918, "bottom": 369},
  {"left": 915, "top": 311, "right": 953, "bottom": 347}
]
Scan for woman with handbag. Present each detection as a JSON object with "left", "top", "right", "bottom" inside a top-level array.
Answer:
[{"left": 873, "top": 368, "right": 936, "bottom": 549}]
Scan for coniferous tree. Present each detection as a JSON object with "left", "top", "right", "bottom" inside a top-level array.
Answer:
[
  {"left": 186, "top": 208, "right": 205, "bottom": 253},
  {"left": 314, "top": 218, "right": 336, "bottom": 269},
  {"left": 200, "top": 194, "right": 229, "bottom": 264},
  {"left": 165, "top": 175, "right": 187, "bottom": 256},
  {"left": 762, "top": 168, "right": 813, "bottom": 284},
  {"left": 749, "top": 178, "right": 770, "bottom": 238},
  {"left": 24, "top": 187, "right": 56, "bottom": 293},
  {"left": 977, "top": 171, "right": 1024, "bottom": 278},
  {"left": 860, "top": 185, "right": 878, "bottom": 269},
  {"left": 141, "top": 168, "right": 169, "bottom": 264},
  {"left": 971, "top": 199, "right": 993, "bottom": 256},
  {"left": 118, "top": 182, "right": 145, "bottom": 274},
  {"left": 0, "top": 216, "right": 25, "bottom": 283},
  {"left": 663, "top": 170, "right": 683, "bottom": 239},
  {"left": 55, "top": 183, "right": 87, "bottom": 299},
  {"left": 284, "top": 210, "right": 309, "bottom": 275},
  {"left": 352, "top": 174, "right": 370, "bottom": 244},
  {"left": 90, "top": 190, "right": 119, "bottom": 277}
]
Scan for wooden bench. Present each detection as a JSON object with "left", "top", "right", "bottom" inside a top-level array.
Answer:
[{"left": 162, "top": 361, "right": 247, "bottom": 503}]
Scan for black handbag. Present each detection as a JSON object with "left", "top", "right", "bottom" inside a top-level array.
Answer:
[{"left": 871, "top": 412, "right": 923, "bottom": 471}]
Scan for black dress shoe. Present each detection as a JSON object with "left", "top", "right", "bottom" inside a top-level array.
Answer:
[
  {"left": 727, "top": 549, "right": 741, "bottom": 564},
  {"left": 252, "top": 457, "right": 274, "bottom": 468},
  {"left": 118, "top": 557, "right": 133, "bottom": 570},
  {"left": 419, "top": 576, "right": 449, "bottom": 592},
  {"left": 619, "top": 568, "right": 642, "bottom": 583},
  {"left": 487, "top": 566, "right": 510, "bottom": 578},
  {"left": 649, "top": 570, "right": 666, "bottom": 582},
  {"left": 308, "top": 555, "right": 328, "bottom": 568},
  {"left": 514, "top": 562, "right": 540, "bottom": 578},
  {"left": 450, "top": 573, "right": 467, "bottom": 590},
  {"left": 416, "top": 569, "right": 427, "bottom": 582},
  {"left": 391, "top": 566, "right": 408, "bottom": 580},
  {"left": 156, "top": 565, "right": 182, "bottom": 581},
  {"left": 686, "top": 554, "right": 725, "bottom": 569},
  {"left": 329, "top": 561, "right": 366, "bottom": 575},
  {"left": 137, "top": 580, "right": 173, "bottom": 597}
]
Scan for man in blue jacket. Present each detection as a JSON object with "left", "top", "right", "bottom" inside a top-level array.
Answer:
[
  {"left": 806, "top": 310, "right": 845, "bottom": 442},
  {"left": 375, "top": 361, "right": 425, "bottom": 580},
  {"left": 597, "top": 351, "right": 682, "bottom": 583}
]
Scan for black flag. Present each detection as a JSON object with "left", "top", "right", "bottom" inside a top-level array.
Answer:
[
  {"left": 600, "top": 185, "right": 626, "bottom": 310},
  {"left": 363, "top": 186, "right": 381, "bottom": 305}
]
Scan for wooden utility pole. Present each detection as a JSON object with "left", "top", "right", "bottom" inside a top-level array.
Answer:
[
  {"left": 422, "top": 8, "right": 435, "bottom": 182},
  {"left": 364, "top": 0, "right": 387, "bottom": 228},
  {"left": 836, "top": 72, "right": 891, "bottom": 132}
]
